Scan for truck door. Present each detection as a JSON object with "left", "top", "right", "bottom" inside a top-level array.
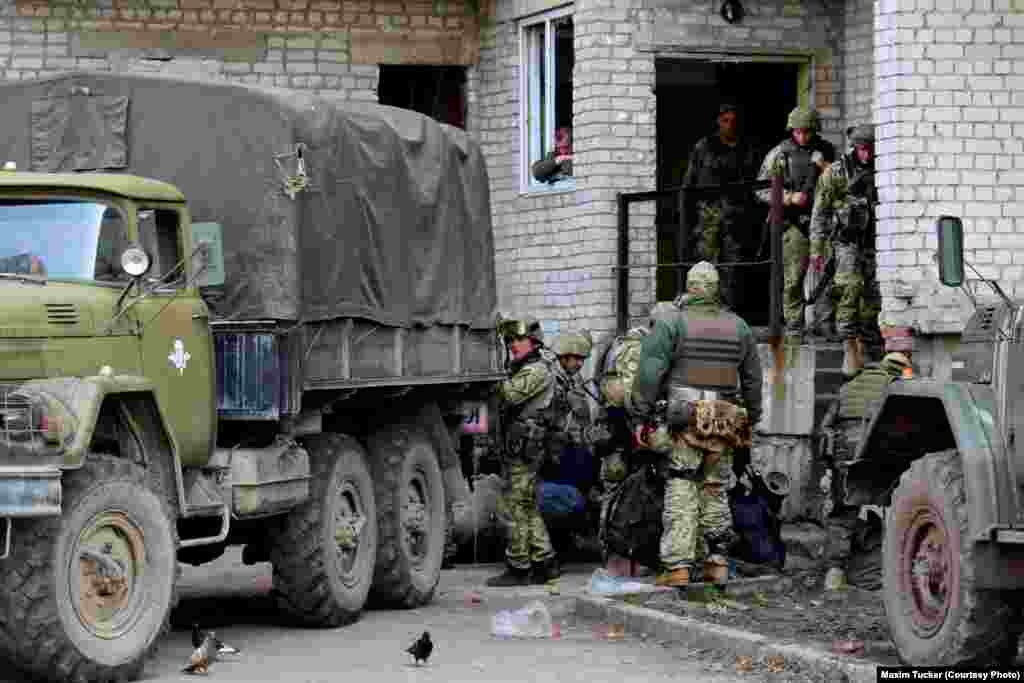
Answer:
[{"left": 133, "top": 206, "right": 216, "bottom": 468}]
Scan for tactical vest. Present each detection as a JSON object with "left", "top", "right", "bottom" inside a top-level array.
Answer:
[
  {"left": 779, "top": 138, "right": 818, "bottom": 194},
  {"left": 832, "top": 154, "right": 877, "bottom": 244},
  {"left": 512, "top": 350, "right": 563, "bottom": 423},
  {"left": 665, "top": 308, "right": 744, "bottom": 398},
  {"left": 838, "top": 368, "right": 894, "bottom": 421}
]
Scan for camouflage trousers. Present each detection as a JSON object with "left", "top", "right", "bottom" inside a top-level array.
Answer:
[
  {"left": 811, "top": 243, "right": 882, "bottom": 340},
  {"left": 498, "top": 461, "right": 555, "bottom": 570},
  {"left": 652, "top": 427, "right": 734, "bottom": 570},
  {"left": 692, "top": 201, "right": 745, "bottom": 308},
  {"left": 823, "top": 421, "right": 862, "bottom": 568},
  {"left": 782, "top": 223, "right": 810, "bottom": 333}
]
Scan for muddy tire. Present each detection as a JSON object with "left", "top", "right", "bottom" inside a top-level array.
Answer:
[
  {"left": 0, "top": 453, "right": 176, "bottom": 682},
  {"left": 367, "top": 426, "right": 446, "bottom": 608},
  {"left": 883, "top": 450, "right": 1015, "bottom": 666},
  {"left": 270, "top": 433, "right": 378, "bottom": 627}
]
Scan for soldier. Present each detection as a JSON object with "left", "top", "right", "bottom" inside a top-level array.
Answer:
[
  {"left": 756, "top": 106, "right": 837, "bottom": 340},
  {"left": 553, "top": 330, "right": 594, "bottom": 448},
  {"left": 591, "top": 302, "right": 677, "bottom": 574},
  {"left": 629, "top": 262, "right": 763, "bottom": 587},
  {"left": 809, "top": 124, "right": 880, "bottom": 376},
  {"left": 485, "top": 315, "right": 568, "bottom": 587},
  {"left": 819, "top": 352, "right": 912, "bottom": 586},
  {"left": 682, "top": 102, "right": 761, "bottom": 308}
]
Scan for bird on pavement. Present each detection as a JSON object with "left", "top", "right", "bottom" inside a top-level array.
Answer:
[
  {"left": 182, "top": 632, "right": 216, "bottom": 675},
  {"left": 405, "top": 631, "right": 433, "bottom": 666},
  {"left": 192, "top": 623, "right": 241, "bottom": 659}
]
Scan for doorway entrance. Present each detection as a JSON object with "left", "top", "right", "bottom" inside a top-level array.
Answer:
[{"left": 654, "top": 58, "right": 803, "bottom": 326}]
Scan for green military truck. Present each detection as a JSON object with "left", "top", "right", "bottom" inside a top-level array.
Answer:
[
  {"left": 0, "top": 73, "right": 502, "bottom": 682},
  {"left": 842, "top": 215, "right": 1024, "bottom": 666}
]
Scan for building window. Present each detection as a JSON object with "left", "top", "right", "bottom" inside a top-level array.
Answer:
[{"left": 519, "top": 8, "right": 574, "bottom": 193}]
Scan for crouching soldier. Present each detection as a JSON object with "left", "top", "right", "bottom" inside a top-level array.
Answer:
[
  {"left": 629, "top": 262, "right": 763, "bottom": 587},
  {"left": 486, "top": 315, "right": 569, "bottom": 587}
]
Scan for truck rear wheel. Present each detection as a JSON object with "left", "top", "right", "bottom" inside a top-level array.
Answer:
[
  {"left": 883, "top": 450, "right": 1015, "bottom": 665},
  {"left": 368, "top": 426, "right": 446, "bottom": 608},
  {"left": 0, "top": 453, "right": 176, "bottom": 682},
  {"left": 270, "top": 434, "right": 378, "bottom": 627}
]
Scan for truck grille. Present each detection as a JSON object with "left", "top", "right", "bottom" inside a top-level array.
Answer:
[{"left": 45, "top": 303, "right": 80, "bottom": 325}]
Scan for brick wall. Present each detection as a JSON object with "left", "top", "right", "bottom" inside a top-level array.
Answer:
[
  {"left": 843, "top": 0, "right": 874, "bottom": 129},
  {"left": 875, "top": 1, "right": 1023, "bottom": 349},
  {"left": 0, "top": 0, "right": 481, "bottom": 98}
]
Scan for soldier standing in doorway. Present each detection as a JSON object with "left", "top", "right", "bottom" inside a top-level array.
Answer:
[
  {"left": 809, "top": 124, "right": 880, "bottom": 376},
  {"left": 682, "top": 102, "right": 761, "bottom": 308},
  {"left": 756, "top": 106, "right": 836, "bottom": 341}
]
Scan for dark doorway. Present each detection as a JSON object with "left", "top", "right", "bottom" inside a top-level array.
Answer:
[
  {"left": 654, "top": 59, "right": 801, "bottom": 326},
  {"left": 377, "top": 65, "right": 467, "bottom": 129}
]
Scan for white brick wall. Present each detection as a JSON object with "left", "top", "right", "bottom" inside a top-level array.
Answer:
[
  {"left": 875, "top": 1, "right": 1024, "bottom": 339},
  {"left": 843, "top": 0, "right": 874, "bottom": 129}
]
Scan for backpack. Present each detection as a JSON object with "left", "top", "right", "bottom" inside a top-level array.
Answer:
[
  {"left": 603, "top": 464, "right": 665, "bottom": 567},
  {"left": 728, "top": 462, "right": 787, "bottom": 570}
]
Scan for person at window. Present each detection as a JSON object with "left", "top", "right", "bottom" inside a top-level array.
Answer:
[
  {"left": 532, "top": 127, "right": 573, "bottom": 183},
  {"left": 681, "top": 102, "right": 761, "bottom": 308}
]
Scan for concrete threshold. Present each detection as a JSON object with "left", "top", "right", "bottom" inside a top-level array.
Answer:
[{"left": 573, "top": 587, "right": 884, "bottom": 683}]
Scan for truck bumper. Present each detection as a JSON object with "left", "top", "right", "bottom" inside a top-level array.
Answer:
[{"left": 0, "top": 465, "right": 62, "bottom": 518}]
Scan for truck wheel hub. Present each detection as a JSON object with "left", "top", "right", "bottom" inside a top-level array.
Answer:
[
  {"left": 72, "top": 511, "right": 146, "bottom": 639},
  {"left": 401, "top": 473, "right": 429, "bottom": 561},
  {"left": 334, "top": 481, "right": 366, "bottom": 573},
  {"left": 906, "top": 511, "right": 950, "bottom": 636}
]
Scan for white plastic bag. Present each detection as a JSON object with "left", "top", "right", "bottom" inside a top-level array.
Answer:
[{"left": 491, "top": 600, "right": 554, "bottom": 638}]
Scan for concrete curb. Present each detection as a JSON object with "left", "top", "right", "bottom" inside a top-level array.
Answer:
[{"left": 574, "top": 595, "right": 882, "bottom": 683}]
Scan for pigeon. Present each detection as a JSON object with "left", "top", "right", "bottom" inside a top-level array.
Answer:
[
  {"left": 182, "top": 632, "right": 216, "bottom": 675},
  {"left": 192, "top": 623, "right": 241, "bottom": 659},
  {"left": 405, "top": 631, "right": 433, "bottom": 666}
]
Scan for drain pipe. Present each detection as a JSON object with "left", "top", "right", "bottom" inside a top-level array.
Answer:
[{"left": 616, "top": 193, "right": 629, "bottom": 334}]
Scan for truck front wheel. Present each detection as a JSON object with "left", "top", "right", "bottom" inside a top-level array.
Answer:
[
  {"left": 368, "top": 426, "right": 446, "bottom": 608},
  {"left": 270, "top": 433, "right": 378, "bottom": 627},
  {"left": 883, "top": 449, "right": 1016, "bottom": 665},
  {"left": 0, "top": 453, "right": 176, "bottom": 682}
]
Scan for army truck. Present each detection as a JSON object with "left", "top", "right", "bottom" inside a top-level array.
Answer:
[
  {"left": 841, "top": 215, "right": 1024, "bottom": 666},
  {"left": 0, "top": 73, "right": 502, "bottom": 682}
]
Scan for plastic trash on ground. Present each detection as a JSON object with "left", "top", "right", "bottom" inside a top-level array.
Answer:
[
  {"left": 491, "top": 600, "right": 557, "bottom": 638},
  {"left": 587, "top": 569, "right": 652, "bottom": 595}
]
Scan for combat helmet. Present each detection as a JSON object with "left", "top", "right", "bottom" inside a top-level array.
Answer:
[
  {"left": 497, "top": 314, "right": 543, "bottom": 344},
  {"left": 686, "top": 260, "right": 720, "bottom": 297},
  {"left": 787, "top": 106, "right": 819, "bottom": 131},
  {"left": 554, "top": 329, "right": 593, "bottom": 358},
  {"left": 880, "top": 352, "right": 911, "bottom": 377},
  {"left": 847, "top": 124, "right": 875, "bottom": 145}
]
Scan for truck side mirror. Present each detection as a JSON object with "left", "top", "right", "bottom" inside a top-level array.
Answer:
[
  {"left": 190, "top": 222, "right": 226, "bottom": 287},
  {"left": 936, "top": 215, "right": 964, "bottom": 288}
]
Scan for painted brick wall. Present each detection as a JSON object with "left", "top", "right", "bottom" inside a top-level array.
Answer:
[
  {"left": 875, "top": 1, "right": 1024, "bottom": 347},
  {"left": 843, "top": 0, "right": 874, "bottom": 129},
  {"left": 0, "top": 0, "right": 481, "bottom": 98}
]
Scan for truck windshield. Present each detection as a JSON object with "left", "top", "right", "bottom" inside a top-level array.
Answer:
[{"left": 0, "top": 199, "right": 130, "bottom": 282}]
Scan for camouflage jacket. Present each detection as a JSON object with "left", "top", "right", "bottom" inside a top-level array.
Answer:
[
  {"left": 809, "top": 154, "right": 877, "bottom": 257},
  {"left": 682, "top": 134, "right": 760, "bottom": 196},
  {"left": 499, "top": 348, "right": 570, "bottom": 461},
  {"left": 755, "top": 135, "right": 837, "bottom": 211}
]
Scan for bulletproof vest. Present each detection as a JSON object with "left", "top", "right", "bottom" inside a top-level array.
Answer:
[
  {"left": 509, "top": 352, "right": 560, "bottom": 423},
  {"left": 838, "top": 368, "right": 894, "bottom": 420},
  {"left": 834, "top": 154, "right": 877, "bottom": 241},
  {"left": 665, "top": 307, "right": 743, "bottom": 396}
]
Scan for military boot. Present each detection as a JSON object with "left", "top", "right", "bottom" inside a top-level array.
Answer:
[
  {"left": 485, "top": 565, "right": 532, "bottom": 587},
  {"left": 703, "top": 555, "right": 729, "bottom": 586},
  {"left": 532, "top": 558, "right": 561, "bottom": 584},
  {"left": 655, "top": 565, "right": 690, "bottom": 587}
]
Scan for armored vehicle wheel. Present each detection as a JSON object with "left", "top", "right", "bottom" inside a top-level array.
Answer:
[
  {"left": 368, "top": 426, "right": 446, "bottom": 608},
  {"left": 0, "top": 453, "right": 176, "bottom": 682},
  {"left": 883, "top": 450, "right": 1016, "bottom": 666},
  {"left": 270, "top": 434, "right": 378, "bottom": 627}
]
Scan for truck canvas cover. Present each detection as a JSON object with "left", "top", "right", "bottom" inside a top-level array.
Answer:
[{"left": 0, "top": 72, "right": 497, "bottom": 329}]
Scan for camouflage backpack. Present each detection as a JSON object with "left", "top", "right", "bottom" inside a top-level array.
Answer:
[{"left": 597, "top": 328, "right": 648, "bottom": 407}]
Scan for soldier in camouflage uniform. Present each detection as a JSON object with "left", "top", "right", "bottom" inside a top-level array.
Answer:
[
  {"left": 486, "top": 316, "right": 569, "bottom": 587},
  {"left": 682, "top": 103, "right": 761, "bottom": 308},
  {"left": 553, "top": 330, "right": 594, "bottom": 448},
  {"left": 630, "top": 262, "right": 763, "bottom": 587},
  {"left": 820, "top": 352, "right": 911, "bottom": 584},
  {"left": 809, "top": 124, "right": 879, "bottom": 376},
  {"left": 756, "top": 106, "right": 837, "bottom": 340}
]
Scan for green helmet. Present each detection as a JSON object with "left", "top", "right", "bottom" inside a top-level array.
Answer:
[
  {"left": 497, "top": 314, "right": 543, "bottom": 343},
  {"left": 847, "top": 124, "right": 875, "bottom": 145},
  {"left": 686, "top": 260, "right": 720, "bottom": 296},
  {"left": 787, "top": 106, "right": 819, "bottom": 131},
  {"left": 554, "top": 330, "right": 593, "bottom": 358}
]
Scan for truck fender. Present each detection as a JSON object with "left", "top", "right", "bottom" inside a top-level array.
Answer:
[
  {"left": 17, "top": 374, "right": 185, "bottom": 516},
  {"left": 845, "top": 379, "right": 1020, "bottom": 544}
]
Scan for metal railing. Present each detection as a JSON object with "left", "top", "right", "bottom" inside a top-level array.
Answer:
[{"left": 616, "top": 176, "right": 786, "bottom": 337}]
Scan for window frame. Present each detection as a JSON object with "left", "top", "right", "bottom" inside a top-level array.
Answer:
[{"left": 518, "top": 5, "right": 575, "bottom": 195}]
